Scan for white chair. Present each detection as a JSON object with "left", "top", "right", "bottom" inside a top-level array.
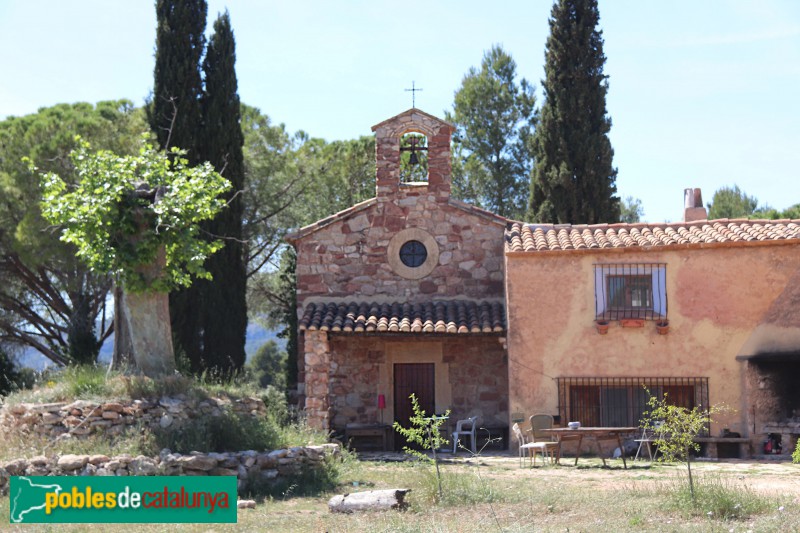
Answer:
[
  {"left": 512, "top": 423, "right": 549, "bottom": 467},
  {"left": 635, "top": 423, "right": 662, "bottom": 462},
  {"left": 452, "top": 416, "right": 478, "bottom": 454}
]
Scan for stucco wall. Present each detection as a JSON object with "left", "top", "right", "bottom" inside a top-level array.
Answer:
[{"left": 504, "top": 244, "right": 800, "bottom": 437}]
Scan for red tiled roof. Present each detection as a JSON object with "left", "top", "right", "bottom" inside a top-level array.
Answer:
[
  {"left": 299, "top": 300, "right": 506, "bottom": 334},
  {"left": 505, "top": 219, "right": 800, "bottom": 253}
]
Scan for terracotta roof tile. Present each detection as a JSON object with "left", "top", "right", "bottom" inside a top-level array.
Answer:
[
  {"left": 505, "top": 219, "right": 800, "bottom": 253},
  {"left": 299, "top": 300, "right": 506, "bottom": 335}
]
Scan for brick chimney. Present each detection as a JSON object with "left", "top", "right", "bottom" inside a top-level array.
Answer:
[{"left": 683, "top": 188, "right": 708, "bottom": 222}]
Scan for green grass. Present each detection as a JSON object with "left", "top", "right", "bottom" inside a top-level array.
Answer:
[{"left": 1, "top": 457, "right": 799, "bottom": 532}]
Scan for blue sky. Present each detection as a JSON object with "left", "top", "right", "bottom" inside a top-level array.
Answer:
[{"left": 1, "top": 1, "right": 798, "bottom": 223}]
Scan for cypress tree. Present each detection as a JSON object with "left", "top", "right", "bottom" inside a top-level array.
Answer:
[
  {"left": 528, "top": 0, "right": 619, "bottom": 224},
  {"left": 149, "top": 0, "right": 207, "bottom": 370},
  {"left": 197, "top": 11, "right": 247, "bottom": 374},
  {"left": 149, "top": 0, "right": 206, "bottom": 161}
]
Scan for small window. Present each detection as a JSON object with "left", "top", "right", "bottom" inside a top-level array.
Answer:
[
  {"left": 399, "top": 240, "right": 427, "bottom": 268},
  {"left": 595, "top": 264, "right": 666, "bottom": 320}
]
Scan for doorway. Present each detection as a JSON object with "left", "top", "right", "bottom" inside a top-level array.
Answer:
[{"left": 394, "top": 363, "right": 435, "bottom": 450}]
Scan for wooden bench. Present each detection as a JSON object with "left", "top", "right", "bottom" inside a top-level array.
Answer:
[
  {"left": 694, "top": 437, "right": 750, "bottom": 459},
  {"left": 345, "top": 424, "right": 394, "bottom": 452}
]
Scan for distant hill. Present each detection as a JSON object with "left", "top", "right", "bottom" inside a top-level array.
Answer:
[{"left": 16, "top": 322, "right": 283, "bottom": 370}]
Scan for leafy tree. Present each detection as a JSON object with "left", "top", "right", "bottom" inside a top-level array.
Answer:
[
  {"left": 642, "top": 391, "right": 727, "bottom": 500},
  {"left": 528, "top": 0, "right": 619, "bottom": 224},
  {"left": 243, "top": 127, "right": 375, "bottom": 392},
  {"left": 148, "top": 0, "right": 206, "bottom": 161},
  {"left": 240, "top": 105, "right": 309, "bottom": 278},
  {"left": 187, "top": 10, "right": 248, "bottom": 376},
  {"left": 755, "top": 203, "right": 800, "bottom": 220},
  {"left": 620, "top": 196, "right": 644, "bottom": 223},
  {"left": 248, "top": 339, "right": 287, "bottom": 390},
  {"left": 706, "top": 185, "right": 759, "bottom": 219},
  {"left": 38, "top": 140, "right": 230, "bottom": 377},
  {"left": 446, "top": 45, "right": 536, "bottom": 219},
  {"left": 0, "top": 101, "right": 145, "bottom": 365},
  {"left": 393, "top": 394, "right": 451, "bottom": 501},
  {"left": 0, "top": 345, "right": 20, "bottom": 396}
]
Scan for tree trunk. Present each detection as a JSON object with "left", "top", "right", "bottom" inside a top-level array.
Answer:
[
  {"left": 109, "top": 284, "right": 134, "bottom": 374},
  {"left": 328, "top": 489, "right": 410, "bottom": 513},
  {"left": 110, "top": 246, "right": 175, "bottom": 378}
]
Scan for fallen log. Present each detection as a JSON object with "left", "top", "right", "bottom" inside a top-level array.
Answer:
[{"left": 328, "top": 488, "right": 410, "bottom": 513}]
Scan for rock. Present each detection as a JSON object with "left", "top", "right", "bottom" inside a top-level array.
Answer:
[
  {"left": 102, "top": 411, "right": 120, "bottom": 420},
  {"left": 178, "top": 455, "right": 217, "bottom": 471},
  {"left": 89, "top": 455, "right": 111, "bottom": 465},
  {"left": 42, "top": 413, "right": 62, "bottom": 425},
  {"left": 58, "top": 454, "right": 89, "bottom": 471},
  {"left": 159, "top": 413, "right": 174, "bottom": 428},
  {"left": 102, "top": 402, "right": 124, "bottom": 413},
  {"left": 237, "top": 499, "right": 256, "bottom": 509},
  {"left": 130, "top": 456, "right": 159, "bottom": 476},
  {"left": 209, "top": 467, "right": 238, "bottom": 477},
  {"left": 29, "top": 456, "right": 49, "bottom": 466},
  {"left": 95, "top": 468, "right": 113, "bottom": 476}
]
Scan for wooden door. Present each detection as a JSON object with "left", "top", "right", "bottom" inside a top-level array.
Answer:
[{"left": 394, "top": 363, "right": 435, "bottom": 450}]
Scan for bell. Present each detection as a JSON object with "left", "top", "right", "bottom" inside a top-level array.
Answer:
[{"left": 409, "top": 151, "right": 419, "bottom": 165}]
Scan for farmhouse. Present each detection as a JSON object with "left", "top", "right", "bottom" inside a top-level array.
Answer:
[{"left": 288, "top": 108, "right": 800, "bottom": 456}]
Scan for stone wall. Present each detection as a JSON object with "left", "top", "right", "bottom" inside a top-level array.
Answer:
[
  {"left": 294, "top": 197, "right": 506, "bottom": 303},
  {"left": 327, "top": 336, "right": 508, "bottom": 432},
  {"left": 0, "top": 396, "right": 266, "bottom": 439},
  {"left": 0, "top": 444, "right": 340, "bottom": 496}
]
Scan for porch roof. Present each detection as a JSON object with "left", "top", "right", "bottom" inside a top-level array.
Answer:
[
  {"left": 505, "top": 219, "right": 800, "bottom": 253},
  {"left": 298, "top": 300, "right": 506, "bottom": 334}
]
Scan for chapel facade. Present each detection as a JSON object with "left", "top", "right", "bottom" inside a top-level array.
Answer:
[{"left": 287, "top": 109, "right": 509, "bottom": 444}]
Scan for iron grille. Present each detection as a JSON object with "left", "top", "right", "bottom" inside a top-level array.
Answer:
[
  {"left": 594, "top": 263, "right": 667, "bottom": 321},
  {"left": 556, "top": 377, "right": 710, "bottom": 433}
]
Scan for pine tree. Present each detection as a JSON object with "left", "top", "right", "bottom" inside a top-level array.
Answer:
[
  {"left": 528, "top": 0, "right": 619, "bottom": 224},
  {"left": 447, "top": 45, "right": 536, "bottom": 219},
  {"left": 196, "top": 11, "right": 247, "bottom": 374},
  {"left": 150, "top": 0, "right": 208, "bottom": 370}
]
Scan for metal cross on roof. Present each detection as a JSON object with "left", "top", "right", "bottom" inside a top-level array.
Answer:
[{"left": 405, "top": 81, "right": 423, "bottom": 108}]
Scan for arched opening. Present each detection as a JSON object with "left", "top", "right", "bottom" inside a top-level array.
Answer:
[{"left": 399, "top": 132, "right": 428, "bottom": 184}]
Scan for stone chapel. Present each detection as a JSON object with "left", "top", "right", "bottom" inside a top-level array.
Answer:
[{"left": 287, "top": 109, "right": 510, "bottom": 446}]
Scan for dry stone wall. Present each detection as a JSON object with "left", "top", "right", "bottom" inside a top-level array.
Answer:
[
  {"left": 0, "top": 396, "right": 266, "bottom": 439},
  {"left": 0, "top": 444, "right": 340, "bottom": 496}
]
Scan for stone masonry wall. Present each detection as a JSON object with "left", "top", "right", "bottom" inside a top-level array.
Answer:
[
  {"left": 295, "top": 197, "right": 506, "bottom": 303},
  {"left": 293, "top": 109, "right": 506, "bottom": 306},
  {"left": 327, "top": 336, "right": 508, "bottom": 431},
  {"left": 0, "top": 444, "right": 340, "bottom": 496},
  {"left": 0, "top": 396, "right": 266, "bottom": 439}
]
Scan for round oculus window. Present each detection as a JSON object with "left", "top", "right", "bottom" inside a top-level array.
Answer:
[{"left": 399, "top": 240, "right": 427, "bottom": 268}]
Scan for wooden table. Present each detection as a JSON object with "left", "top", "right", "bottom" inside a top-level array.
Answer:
[{"left": 540, "top": 427, "right": 639, "bottom": 469}]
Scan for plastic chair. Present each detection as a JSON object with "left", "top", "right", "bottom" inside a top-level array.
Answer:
[
  {"left": 529, "top": 414, "right": 560, "bottom": 464},
  {"left": 452, "top": 416, "right": 478, "bottom": 454},
  {"left": 635, "top": 423, "right": 662, "bottom": 462},
  {"left": 512, "top": 423, "right": 549, "bottom": 467}
]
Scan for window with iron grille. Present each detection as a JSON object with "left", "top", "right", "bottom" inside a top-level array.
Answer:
[
  {"left": 595, "top": 263, "right": 667, "bottom": 320},
  {"left": 556, "top": 377, "right": 709, "bottom": 432}
]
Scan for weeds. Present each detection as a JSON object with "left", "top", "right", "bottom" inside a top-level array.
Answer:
[{"left": 647, "top": 473, "right": 776, "bottom": 520}]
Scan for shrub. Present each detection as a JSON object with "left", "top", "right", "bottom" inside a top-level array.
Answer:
[
  {"left": 153, "top": 409, "right": 280, "bottom": 454},
  {"left": 793, "top": 439, "right": 800, "bottom": 464}
]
